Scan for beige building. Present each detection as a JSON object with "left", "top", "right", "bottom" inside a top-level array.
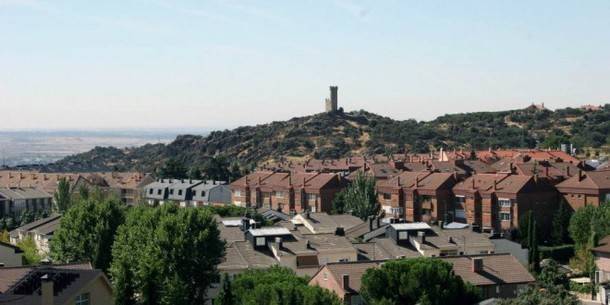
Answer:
[
  {"left": 10, "top": 214, "right": 61, "bottom": 257},
  {"left": 0, "top": 262, "right": 113, "bottom": 305}
]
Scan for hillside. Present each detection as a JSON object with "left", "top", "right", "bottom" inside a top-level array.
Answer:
[{"left": 37, "top": 104, "right": 610, "bottom": 173}]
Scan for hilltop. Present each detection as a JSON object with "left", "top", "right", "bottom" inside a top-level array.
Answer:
[{"left": 37, "top": 104, "right": 610, "bottom": 172}]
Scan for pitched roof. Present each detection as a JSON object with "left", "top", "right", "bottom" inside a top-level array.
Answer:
[
  {"left": 453, "top": 174, "right": 538, "bottom": 195},
  {"left": 0, "top": 241, "right": 23, "bottom": 254},
  {"left": 0, "top": 262, "right": 94, "bottom": 293},
  {"left": 592, "top": 235, "right": 610, "bottom": 254},
  {"left": 10, "top": 214, "right": 62, "bottom": 237},
  {"left": 377, "top": 171, "right": 455, "bottom": 192},
  {"left": 319, "top": 260, "right": 383, "bottom": 293},
  {"left": 556, "top": 170, "right": 610, "bottom": 191},
  {"left": 443, "top": 254, "right": 535, "bottom": 286},
  {"left": 230, "top": 171, "right": 340, "bottom": 191}
]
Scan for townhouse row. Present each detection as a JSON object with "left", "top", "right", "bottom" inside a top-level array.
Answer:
[{"left": 231, "top": 169, "right": 610, "bottom": 236}]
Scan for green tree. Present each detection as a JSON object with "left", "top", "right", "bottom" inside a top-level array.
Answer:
[
  {"left": 50, "top": 196, "right": 125, "bottom": 272},
  {"left": 17, "top": 236, "right": 41, "bottom": 265},
  {"left": 568, "top": 203, "right": 610, "bottom": 272},
  {"left": 344, "top": 171, "right": 380, "bottom": 220},
  {"left": 214, "top": 274, "right": 235, "bottom": 305},
  {"left": 78, "top": 185, "right": 90, "bottom": 201},
  {"left": 360, "top": 258, "right": 480, "bottom": 305},
  {"left": 111, "top": 205, "right": 225, "bottom": 305},
  {"left": 54, "top": 177, "right": 71, "bottom": 212},
  {"left": 527, "top": 212, "right": 540, "bottom": 273},
  {"left": 223, "top": 266, "right": 342, "bottom": 305},
  {"left": 331, "top": 190, "right": 347, "bottom": 214},
  {"left": 0, "top": 229, "right": 10, "bottom": 243},
  {"left": 157, "top": 158, "right": 188, "bottom": 179},
  {"left": 551, "top": 200, "right": 572, "bottom": 245}
]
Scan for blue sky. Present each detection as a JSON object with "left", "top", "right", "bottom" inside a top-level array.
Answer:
[{"left": 1, "top": 0, "right": 609, "bottom": 130}]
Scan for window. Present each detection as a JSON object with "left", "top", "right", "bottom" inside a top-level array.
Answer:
[
  {"left": 275, "top": 191, "right": 284, "bottom": 198},
  {"left": 169, "top": 189, "right": 174, "bottom": 195},
  {"left": 454, "top": 196, "right": 465, "bottom": 205},
  {"left": 255, "top": 237, "right": 266, "bottom": 246},
  {"left": 500, "top": 212, "right": 511, "bottom": 221},
  {"left": 149, "top": 189, "right": 153, "bottom": 195},
  {"left": 391, "top": 207, "right": 403, "bottom": 215},
  {"left": 178, "top": 190, "right": 183, "bottom": 196},
  {"left": 383, "top": 193, "right": 391, "bottom": 200},
  {"left": 201, "top": 191, "right": 206, "bottom": 197},
  {"left": 75, "top": 293, "right": 90, "bottom": 305},
  {"left": 323, "top": 272, "right": 328, "bottom": 280},
  {"left": 234, "top": 190, "right": 242, "bottom": 197},
  {"left": 398, "top": 231, "right": 408, "bottom": 240},
  {"left": 305, "top": 193, "right": 317, "bottom": 202},
  {"left": 498, "top": 198, "right": 511, "bottom": 208},
  {"left": 157, "top": 189, "right": 162, "bottom": 195}
]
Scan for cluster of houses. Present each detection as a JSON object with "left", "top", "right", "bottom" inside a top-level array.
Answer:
[
  {"left": 240, "top": 149, "right": 610, "bottom": 238},
  {"left": 1, "top": 148, "right": 609, "bottom": 304}
]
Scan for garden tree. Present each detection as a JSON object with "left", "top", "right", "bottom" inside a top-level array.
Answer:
[
  {"left": 157, "top": 158, "right": 188, "bottom": 179},
  {"left": 50, "top": 196, "right": 125, "bottom": 272},
  {"left": 527, "top": 212, "right": 540, "bottom": 273},
  {"left": 551, "top": 199, "right": 572, "bottom": 245},
  {"left": 344, "top": 172, "right": 380, "bottom": 220},
  {"left": 0, "top": 229, "right": 9, "bottom": 243},
  {"left": 17, "top": 236, "right": 41, "bottom": 265},
  {"left": 537, "top": 259, "right": 568, "bottom": 289},
  {"left": 111, "top": 205, "right": 225, "bottom": 305},
  {"left": 54, "top": 177, "right": 71, "bottom": 212},
  {"left": 360, "top": 258, "right": 480, "bottom": 305},
  {"left": 587, "top": 230, "right": 599, "bottom": 298},
  {"left": 78, "top": 185, "right": 90, "bottom": 201},
  {"left": 187, "top": 167, "right": 203, "bottom": 180},
  {"left": 331, "top": 190, "right": 347, "bottom": 214},
  {"left": 218, "top": 266, "right": 342, "bottom": 305},
  {"left": 568, "top": 204, "right": 610, "bottom": 272},
  {"left": 214, "top": 274, "right": 235, "bottom": 305},
  {"left": 568, "top": 204, "right": 610, "bottom": 248},
  {"left": 518, "top": 212, "right": 533, "bottom": 248}
]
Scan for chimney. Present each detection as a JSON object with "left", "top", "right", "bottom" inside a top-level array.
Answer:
[
  {"left": 306, "top": 210, "right": 311, "bottom": 219},
  {"left": 545, "top": 166, "right": 549, "bottom": 177},
  {"left": 448, "top": 236, "right": 453, "bottom": 243},
  {"left": 493, "top": 180, "right": 497, "bottom": 191},
  {"left": 376, "top": 216, "right": 381, "bottom": 228},
  {"left": 335, "top": 226, "right": 345, "bottom": 236},
  {"left": 578, "top": 170, "right": 584, "bottom": 181},
  {"left": 439, "top": 221, "right": 444, "bottom": 229},
  {"left": 566, "top": 166, "right": 571, "bottom": 177},
  {"left": 471, "top": 178, "right": 476, "bottom": 189},
  {"left": 342, "top": 274, "right": 350, "bottom": 290},
  {"left": 275, "top": 237, "right": 283, "bottom": 249},
  {"left": 41, "top": 274, "right": 54, "bottom": 305},
  {"left": 418, "top": 231, "right": 426, "bottom": 244},
  {"left": 369, "top": 216, "right": 374, "bottom": 231},
  {"left": 472, "top": 258, "right": 483, "bottom": 273},
  {"left": 534, "top": 174, "right": 539, "bottom": 184}
]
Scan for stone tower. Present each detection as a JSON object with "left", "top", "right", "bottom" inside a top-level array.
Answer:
[{"left": 325, "top": 86, "right": 338, "bottom": 113}]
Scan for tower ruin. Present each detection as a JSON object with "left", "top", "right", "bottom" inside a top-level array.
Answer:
[{"left": 325, "top": 86, "right": 338, "bottom": 113}]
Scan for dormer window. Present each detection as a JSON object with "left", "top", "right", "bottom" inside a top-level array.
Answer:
[{"left": 178, "top": 190, "right": 183, "bottom": 196}]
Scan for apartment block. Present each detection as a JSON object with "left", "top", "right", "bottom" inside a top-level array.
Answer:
[
  {"left": 230, "top": 171, "right": 345, "bottom": 213},
  {"left": 556, "top": 170, "right": 610, "bottom": 211},
  {"left": 452, "top": 173, "right": 557, "bottom": 234},
  {"left": 376, "top": 171, "right": 457, "bottom": 223}
]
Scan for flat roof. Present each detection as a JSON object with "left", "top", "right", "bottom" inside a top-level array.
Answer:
[
  {"left": 248, "top": 227, "right": 291, "bottom": 237},
  {"left": 390, "top": 222, "right": 431, "bottom": 231}
]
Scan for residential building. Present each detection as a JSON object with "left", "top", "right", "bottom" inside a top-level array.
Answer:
[
  {"left": 144, "top": 179, "right": 230, "bottom": 206},
  {"left": 309, "top": 253, "right": 534, "bottom": 304},
  {"left": 0, "top": 170, "right": 154, "bottom": 205},
  {"left": 0, "top": 241, "right": 23, "bottom": 267},
  {"left": 593, "top": 235, "right": 610, "bottom": 304},
  {"left": 376, "top": 171, "right": 457, "bottom": 223},
  {"left": 287, "top": 212, "right": 364, "bottom": 235},
  {"left": 556, "top": 170, "right": 610, "bottom": 211},
  {"left": 0, "top": 187, "right": 52, "bottom": 217},
  {"left": 356, "top": 222, "right": 495, "bottom": 259},
  {"left": 230, "top": 171, "right": 345, "bottom": 213},
  {"left": 452, "top": 174, "right": 557, "bottom": 234},
  {"left": 217, "top": 217, "right": 358, "bottom": 277},
  {"left": 0, "top": 262, "right": 112, "bottom": 305},
  {"left": 9, "top": 214, "right": 61, "bottom": 256}
]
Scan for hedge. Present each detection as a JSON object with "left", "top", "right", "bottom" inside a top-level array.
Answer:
[{"left": 539, "top": 244, "right": 575, "bottom": 264}]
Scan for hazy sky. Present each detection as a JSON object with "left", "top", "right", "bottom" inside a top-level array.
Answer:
[{"left": 1, "top": 0, "right": 609, "bottom": 130}]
